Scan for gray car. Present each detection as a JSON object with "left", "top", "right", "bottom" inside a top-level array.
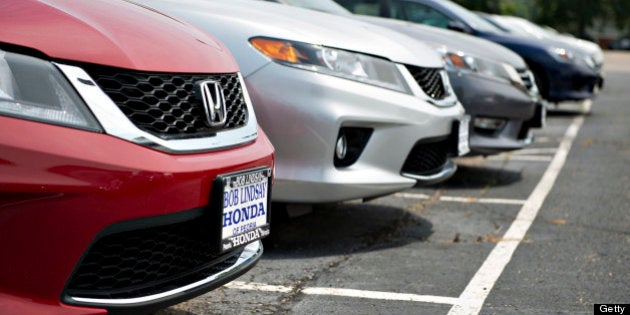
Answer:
[
  {"left": 268, "top": 0, "right": 546, "bottom": 155},
  {"left": 137, "top": 0, "right": 470, "bottom": 203}
]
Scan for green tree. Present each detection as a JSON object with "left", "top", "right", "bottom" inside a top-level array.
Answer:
[
  {"left": 608, "top": 0, "right": 630, "bottom": 33},
  {"left": 454, "top": 0, "right": 535, "bottom": 20},
  {"left": 534, "top": 0, "right": 603, "bottom": 38},
  {"left": 456, "top": 0, "right": 627, "bottom": 40},
  {"left": 453, "top": 0, "right": 500, "bottom": 13}
]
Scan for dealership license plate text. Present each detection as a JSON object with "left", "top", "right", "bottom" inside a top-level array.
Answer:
[{"left": 221, "top": 169, "right": 270, "bottom": 252}]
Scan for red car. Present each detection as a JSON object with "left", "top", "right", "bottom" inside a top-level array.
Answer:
[{"left": 0, "top": 0, "right": 274, "bottom": 314}]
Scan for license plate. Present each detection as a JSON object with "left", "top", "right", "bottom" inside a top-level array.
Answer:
[
  {"left": 218, "top": 167, "right": 271, "bottom": 252},
  {"left": 458, "top": 115, "right": 471, "bottom": 156}
]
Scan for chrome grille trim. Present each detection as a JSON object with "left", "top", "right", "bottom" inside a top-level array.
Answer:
[
  {"left": 519, "top": 70, "right": 535, "bottom": 91},
  {"left": 398, "top": 64, "right": 458, "bottom": 108},
  {"left": 84, "top": 71, "right": 247, "bottom": 138},
  {"left": 406, "top": 65, "right": 447, "bottom": 100},
  {"left": 56, "top": 64, "right": 258, "bottom": 153}
]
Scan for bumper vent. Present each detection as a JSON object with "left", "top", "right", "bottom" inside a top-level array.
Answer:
[
  {"left": 406, "top": 66, "right": 447, "bottom": 100},
  {"left": 64, "top": 212, "right": 242, "bottom": 300},
  {"left": 85, "top": 68, "right": 248, "bottom": 139},
  {"left": 401, "top": 137, "right": 455, "bottom": 176}
]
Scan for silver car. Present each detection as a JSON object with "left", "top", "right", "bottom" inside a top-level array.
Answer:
[
  {"left": 269, "top": 0, "right": 546, "bottom": 155},
  {"left": 138, "top": 0, "right": 469, "bottom": 203}
]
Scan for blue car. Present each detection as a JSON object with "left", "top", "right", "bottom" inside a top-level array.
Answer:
[{"left": 335, "top": 0, "right": 602, "bottom": 104}]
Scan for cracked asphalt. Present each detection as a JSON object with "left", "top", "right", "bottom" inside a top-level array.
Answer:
[{"left": 155, "top": 51, "right": 630, "bottom": 315}]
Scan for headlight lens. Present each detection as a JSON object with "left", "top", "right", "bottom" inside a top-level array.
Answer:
[
  {"left": 440, "top": 50, "right": 524, "bottom": 88},
  {"left": 250, "top": 37, "right": 411, "bottom": 94},
  {"left": 0, "top": 50, "right": 101, "bottom": 131},
  {"left": 547, "top": 47, "right": 574, "bottom": 63}
]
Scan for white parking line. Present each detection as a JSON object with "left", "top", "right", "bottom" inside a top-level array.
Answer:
[
  {"left": 302, "top": 287, "right": 460, "bottom": 305},
  {"left": 511, "top": 148, "right": 558, "bottom": 155},
  {"left": 226, "top": 281, "right": 460, "bottom": 305},
  {"left": 448, "top": 116, "right": 584, "bottom": 315},
  {"left": 486, "top": 155, "right": 553, "bottom": 162},
  {"left": 222, "top": 118, "right": 582, "bottom": 313},
  {"left": 395, "top": 193, "right": 526, "bottom": 205},
  {"left": 225, "top": 281, "right": 293, "bottom": 293}
]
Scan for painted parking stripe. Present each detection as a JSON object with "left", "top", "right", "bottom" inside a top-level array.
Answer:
[
  {"left": 303, "top": 287, "right": 460, "bottom": 305},
  {"left": 226, "top": 281, "right": 460, "bottom": 305},
  {"left": 448, "top": 116, "right": 585, "bottom": 315},
  {"left": 225, "top": 281, "right": 293, "bottom": 293},
  {"left": 511, "top": 148, "right": 558, "bottom": 155},
  {"left": 534, "top": 136, "right": 564, "bottom": 144},
  {"left": 223, "top": 118, "right": 582, "bottom": 312},
  {"left": 486, "top": 155, "right": 553, "bottom": 162},
  {"left": 395, "top": 193, "right": 526, "bottom": 205}
]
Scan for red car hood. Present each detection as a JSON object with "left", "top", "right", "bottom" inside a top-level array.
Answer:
[{"left": 0, "top": 0, "right": 238, "bottom": 73}]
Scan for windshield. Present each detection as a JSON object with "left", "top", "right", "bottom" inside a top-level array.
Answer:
[
  {"left": 279, "top": 0, "right": 353, "bottom": 16},
  {"left": 439, "top": 0, "right": 504, "bottom": 33}
]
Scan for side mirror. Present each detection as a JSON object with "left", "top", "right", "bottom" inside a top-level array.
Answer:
[{"left": 447, "top": 21, "right": 470, "bottom": 33}]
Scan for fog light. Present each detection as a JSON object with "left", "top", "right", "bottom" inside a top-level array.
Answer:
[
  {"left": 335, "top": 134, "right": 347, "bottom": 160},
  {"left": 334, "top": 127, "right": 373, "bottom": 168},
  {"left": 473, "top": 117, "right": 506, "bottom": 131}
]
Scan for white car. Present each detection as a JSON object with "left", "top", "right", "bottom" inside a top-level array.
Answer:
[{"left": 138, "top": 0, "right": 469, "bottom": 203}]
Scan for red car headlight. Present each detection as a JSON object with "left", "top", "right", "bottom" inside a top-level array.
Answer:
[{"left": 0, "top": 49, "right": 102, "bottom": 132}]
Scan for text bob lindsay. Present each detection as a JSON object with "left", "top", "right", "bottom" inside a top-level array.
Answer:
[{"left": 222, "top": 180, "right": 267, "bottom": 228}]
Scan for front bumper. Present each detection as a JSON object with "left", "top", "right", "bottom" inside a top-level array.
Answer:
[
  {"left": 66, "top": 242, "right": 263, "bottom": 314},
  {"left": 0, "top": 117, "right": 274, "bottom": 314},
  {"left": 449, "top": 71, "right": 542, "bottom": 155},
  {"left": 544, "top": 61, "right": 600, "bottom": 103},
  {"left": 246, "top": 63, "right": 467, "bottom": 203}
]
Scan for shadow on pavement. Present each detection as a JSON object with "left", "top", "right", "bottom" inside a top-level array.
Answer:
[
  {"left": 436, "top": 164, "right": 523, "bottom": 190},
  {"left": 263, "top": 202, "right": 432, "bottom": 259}
]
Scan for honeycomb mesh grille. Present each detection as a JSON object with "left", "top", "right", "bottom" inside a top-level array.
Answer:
[
  {"left": 65, "top": 214, "right": 242, "bottom": 300},
  {"left": 406, "top": 66, "right": 447, "bottom": 100},
  {"left": 401, "top": 138, "right": 451, "bottom": 176},
  {"left": 85, "top": 68, "right": 248, "bottom": 138}
]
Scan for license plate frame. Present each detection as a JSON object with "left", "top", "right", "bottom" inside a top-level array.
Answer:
[{"left": 211, "top": 167, "right": 272, "bottom": 253}]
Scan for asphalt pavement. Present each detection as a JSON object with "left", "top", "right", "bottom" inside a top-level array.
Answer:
[{"left": 156, "top": 51, "right": 630, "bottom": 315}]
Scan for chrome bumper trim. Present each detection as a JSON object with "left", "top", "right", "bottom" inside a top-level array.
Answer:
[
  {"left": 67, "top": 241, "right": 262, "bottom": 306},
  {"left": 402, "top": 159, "right": 457, "bottom": 185}
]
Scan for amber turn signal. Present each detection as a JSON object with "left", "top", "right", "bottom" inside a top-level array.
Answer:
[{"left": 250, "top": 37, "right": 304, "bottom": 63}]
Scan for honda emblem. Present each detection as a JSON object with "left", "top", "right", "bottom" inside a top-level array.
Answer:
[{"left": 194, "top": 80, "right": 227, "bottom": 128}]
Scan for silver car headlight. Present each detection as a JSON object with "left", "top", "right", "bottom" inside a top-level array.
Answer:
[
  {"left": 0, "top": 50, "right": 101, "bottom": 131},
  {"left": 250, "top": 37, "right": 411, "bottom": 94},
  {"left": 439, "top": 49, "right": 525, "bottom": 89}
]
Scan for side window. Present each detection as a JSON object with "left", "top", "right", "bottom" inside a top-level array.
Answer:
[
  {"left": 335, "top": 0, "right": 381, "bottom": 17},
  {"left": 391, "top": 1, "right": 453, "bottom": 29}
]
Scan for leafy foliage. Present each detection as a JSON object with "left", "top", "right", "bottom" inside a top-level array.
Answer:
[{"left": 454, "top": 0, "right": 629, "bottom": 39}]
